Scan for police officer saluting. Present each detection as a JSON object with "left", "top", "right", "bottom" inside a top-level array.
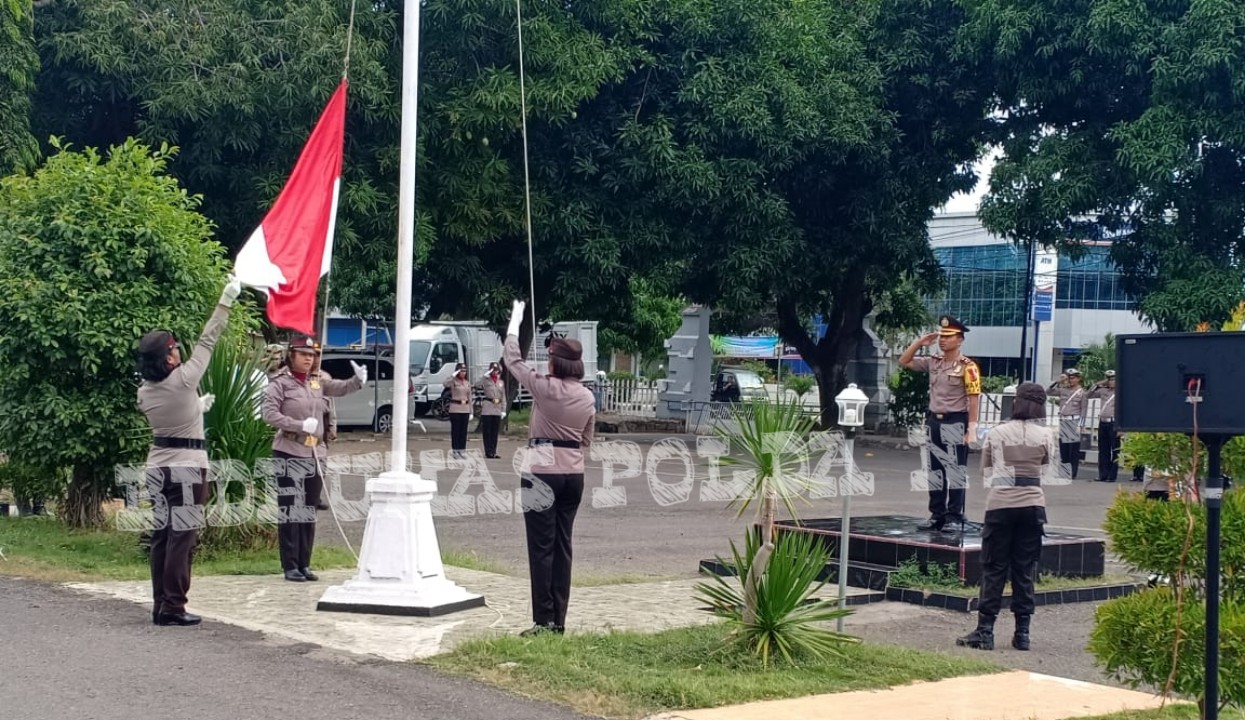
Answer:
[
  {"left": 136, "top": 275, "right": 242, "bottom": 626},
  {"left": 262, "top": 337, "right": 365, "bottom": 582},
  {"left": 899, "top": 315, "right": 982, "bottom": 532},
  {"left": 476, "top": 361, "right": 505, "bottom": 459},
  {"left": 1088, "top": 370, "right": 1118, "bottom": 482},
  {"left": 1048, "top": 369, "right": 1086, "bottom": 479}
]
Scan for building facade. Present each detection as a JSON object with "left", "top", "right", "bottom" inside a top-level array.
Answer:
[{"left": 925, "top": 212, "right": 1149, "bottom": 384}]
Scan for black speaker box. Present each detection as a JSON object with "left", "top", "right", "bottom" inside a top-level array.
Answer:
[{"left": 1116, "top": 332, "right": 1245, "bottom": 435}]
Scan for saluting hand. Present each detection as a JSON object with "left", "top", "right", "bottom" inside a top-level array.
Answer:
[
  {"left": 920, "top": 332, "right": 938, "bottom": 347},
  {"left": 350, "top": 360, "right": 367, "bottom": 383}
]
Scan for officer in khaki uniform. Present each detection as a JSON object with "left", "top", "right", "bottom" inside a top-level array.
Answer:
[
  {"left": 1048, "top": 368, "right": 1087, "bottom": 479},
  {"left": 261, "top": 337, "right": 365, "bottom": 582},
  {"left": 1087, "top": 370, "right": 1118, "bottom": 482},
  {"left": 899, "top": 315, "right": 982, "bottom": 532},
  {"left": 475, "top": 361, "right": 506, "bottom": 458}
]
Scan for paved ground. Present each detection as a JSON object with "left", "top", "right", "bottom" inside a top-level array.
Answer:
[
  {"left": 0, "top": 575, "right": 587, "bottom": 720},
  {"left": 323, "top": 427, "right": 1132, "bottom": 580}
]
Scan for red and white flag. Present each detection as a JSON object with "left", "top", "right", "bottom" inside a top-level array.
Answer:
[{"left": 235, "top": 81, "right": 348, "bottom": 335}]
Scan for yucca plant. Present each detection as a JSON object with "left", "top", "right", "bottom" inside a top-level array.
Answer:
[
  {"left": 697, "top": 396, "right": 856, "bottom": 663},
  {"left": 696, "top": 528, "right": 858, "bottom": 665},
  {"left": 198, "top": 340, "right": 277, "bottom": 552}
]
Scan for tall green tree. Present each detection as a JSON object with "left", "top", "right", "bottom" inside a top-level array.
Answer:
[
  {"left": 0, "top": 139, "right": 242, "bottom": 528},
  {"left": 0, "top": 0, "right": 39, "bottom": 172},
  {"left": 967, "top": 0, "right": 1245, "bottom": 332}
]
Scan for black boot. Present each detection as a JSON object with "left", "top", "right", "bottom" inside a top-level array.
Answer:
[
  {"left": 956, "top": 615, "right": 995, "bottom": 650},
  {"left": 1013, "top": 614, "right": 1031, "bottom": 651}
]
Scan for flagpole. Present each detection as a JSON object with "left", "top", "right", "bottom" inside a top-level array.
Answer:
[
  {"left": 317, "top": 0, "right": 484, "bottom": 616},
  {"left": 390, "top": 0, "right": 422, "bottom": 472}
]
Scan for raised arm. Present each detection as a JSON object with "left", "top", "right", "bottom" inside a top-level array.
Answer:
[{"left": 502, "top": 300, "right": 540, "bottom": 389}]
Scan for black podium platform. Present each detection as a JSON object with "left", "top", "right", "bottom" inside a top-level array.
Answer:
[{"left": 775, "top": 515, "right": 1105, "bottom": 586}]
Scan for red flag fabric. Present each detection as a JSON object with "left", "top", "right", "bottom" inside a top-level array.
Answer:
[{"left": 235, "top": 81, "right": 347, "bottom": 335}]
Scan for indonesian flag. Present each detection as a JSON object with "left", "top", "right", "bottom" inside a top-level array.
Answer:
[{"left": 235, "top": 80, "right": 348, "bottom": 334}]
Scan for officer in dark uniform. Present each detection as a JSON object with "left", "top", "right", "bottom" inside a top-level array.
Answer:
[{"left": 899, "top": 315, "right": 982, "bottom": 532}]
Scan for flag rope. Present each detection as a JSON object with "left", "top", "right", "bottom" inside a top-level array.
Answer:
[
  {"left": 342, "top": 0, "right": 359, "bottom": 81},
  {"left": 515, "top": 0, "right": 538, "bottom": 344},
  {"left": 321, "top": 0, "right": 360, "bottom": 343}
]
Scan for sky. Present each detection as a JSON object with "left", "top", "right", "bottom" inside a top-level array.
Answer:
[{"left": 938, "top": 147, "right": 1002, "bottom": 214}]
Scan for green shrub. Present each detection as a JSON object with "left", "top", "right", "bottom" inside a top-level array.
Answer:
[
  {"left": 783, "top": 374, "right": 816, "bottom": 400},
  {"left": 888, "top": 558, "right": 963, "bottom": 590},
  {"left": 1090, "top": 588, "right": 1245, "bottom": 713},
  {"left": 887, "top": 369, "right": 929, "bottom": 430},
  {"left": 1092, "top": 489, "right": 1244, "bottom": 711},
  {"left": 740, "top": 360, "right": 777, "bottom": 384},
  {"left": 0, "top": 458, "right": 65, "bottom": 508},
  {"left": 980, "top": 375, "right": 1016, "bottom": 394},
  {"left": 696, "top": 529, "right": 857, "bottom": 666}
]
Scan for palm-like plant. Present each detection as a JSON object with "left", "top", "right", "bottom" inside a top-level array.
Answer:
[
  {"left": 697, "top": 529, "right": 857, "bottom": 665},
  {"left": 696, "top": 396, "right": 857, "bottom": 663}
]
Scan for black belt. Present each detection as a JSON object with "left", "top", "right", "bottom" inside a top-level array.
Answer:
[
  {"left": 153, "top": 437, "right": 205, "bottom": 450},
  {"left": 1012, "top": 476, "right": 1042, "bottom": 487},
  {"left": 929, "top": 411, "right": 968, "bottom": 421},
  {"left": 528, "top": 438, "right": 580, "bottom": 449}
]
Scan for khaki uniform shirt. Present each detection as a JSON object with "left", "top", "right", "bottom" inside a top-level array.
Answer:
[
  {"left": 475, "top": 375, "right": 505, "bottom": 417},
  {"left": 448, "top": 377, "right": 474, "bottom": 414},
  {"left": 1053, "top": 385, "right": 1086, "bottom": 418},
  {"left": 980, "top": 419, "right": 1054, "bottom": 512},
  {"left": 909, "top": 354, "right": 981, "bottom": 414},
  {"left": 137, "top": 304, "right": 231, "bottom": 469},
  {"left": 504, "top": 334, "right": 595, "bottom": 474},
  {"left": 263, "top": 368, "right": 363, "bottom": 458},
  {"left": 1089, "top": 385, "right": 1116, "bottom": 421}
]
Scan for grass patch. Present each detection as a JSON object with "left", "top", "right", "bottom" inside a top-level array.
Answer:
[
  {"left": 441, "top": 547, "right": 509, "bottom": 575},
  {"left": 888, "top": 559, "right": 1141, "bottom": 597},
  {"left": 573, "top": 573, "right": 680, "bottom": 587},
  {"left": 0, "top": 516, "right": 353, "bottom": 582},
  {"left": 427, "top": 622, "right": 1000, "bottom": 719},
  {"left": 1079, "top": 707, "right": 1243, "bottom": 719}
]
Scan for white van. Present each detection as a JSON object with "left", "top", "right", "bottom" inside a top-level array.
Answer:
[{"left": 318, "top": 349, "right": 412, "bottom": 432}]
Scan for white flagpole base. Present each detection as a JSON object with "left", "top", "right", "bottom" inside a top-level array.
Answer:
[{"left": 317, "top": 471, "right": 484, "bottom": 617}]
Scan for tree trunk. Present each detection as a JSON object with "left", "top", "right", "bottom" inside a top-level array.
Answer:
[
  {"left": 743, "top": 494, "right": 776, "bottom": 625},
  {"left": 776, "top": 280, "right": 869, "bottom": 429},
  {"left": 63, "top": 464, "right": 107, "bottom": 529}
]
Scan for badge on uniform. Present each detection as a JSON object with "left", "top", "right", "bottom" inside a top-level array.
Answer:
[
  {"left": 310, "top": 380, "right": 321, "bottom": 390},
  {"left": 304, "top": 434, "right": 319, "bottom": 447},
  {"left": 492, "top": 398, "right": 501, "bottom": 405}
]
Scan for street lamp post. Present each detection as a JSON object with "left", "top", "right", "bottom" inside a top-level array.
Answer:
[{"left": 834, "top": 383, "right": 869, "bottom": 632}]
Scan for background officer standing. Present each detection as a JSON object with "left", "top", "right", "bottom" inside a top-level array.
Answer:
[
  {"left": 475, "top": 361, "right": 505, "bottom": 458},
  {"left": 899, "top": 315, "right": 982, "bottom": 532},
  {"left": 1049, "top": 368, "right": 1087, "bottom": 479},
  {"left": 1088, "top": 370, "right": 1118, "bottom": 482}
]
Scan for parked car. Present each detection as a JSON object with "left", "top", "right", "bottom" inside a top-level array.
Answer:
[
  {"left": 318, "top": 348, "right": 413, "bottom": 432},
  {"left": 711, "top": 367, "right": 767, "bottom": 403}
]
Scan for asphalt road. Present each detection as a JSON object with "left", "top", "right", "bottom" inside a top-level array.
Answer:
[
  {"left": 322, "top": 428, "right": 1131, "bottom": 579},
  {"left": 0, "top": 576, "right": 586, "bottom": 720}
]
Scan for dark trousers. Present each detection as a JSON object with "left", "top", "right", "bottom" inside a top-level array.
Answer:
[
  {"left": 274, "top": 452, "right": 322, "bottom": 572},
  {"left": 925, "top": 412, "right": 968, "bottom": 521},
  {"left": 450, "top": 412, "right": 470, "bottom": 452},
  {"left": 1059, "top": 418, "right": 1082, "bottom": 478},
  {"left": 1097, "top": 421, "right": 1120, "bottom": 481},
  {"left": 521, "top": 473, "right": 584, "bottom": 627},
  {"left": 978, "top": 508, "right": 1045, "bottom": 618},
  {"left": 481, "top": 415, "right": 501, "bottom": 457},
  {"left": 148, "top": 467, "right": 208, "bottom": 615}
]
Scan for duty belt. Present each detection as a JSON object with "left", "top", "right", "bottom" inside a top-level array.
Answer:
[
  {"left": 928, "top": 411, "right": 968, "bottom": 421},
  {"left": 280, "top": 431, "right": 319, "bottom": 447},
  {"left": 153, "top": 437, "right": 205, "bottom": 450},
  {"left": 528, "top": 438, "right": 580, "bottom": 449},
  {"left": 1012, "top": 476, "right": 1042, "bottom": 487}
]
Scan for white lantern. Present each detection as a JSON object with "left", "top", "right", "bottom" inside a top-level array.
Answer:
[{"left": 835, "top": 383, "right": 869, "bottom": 429}]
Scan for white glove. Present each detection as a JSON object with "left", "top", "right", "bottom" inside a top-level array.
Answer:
[
  {"left": 506, "top": 300, "right": 526, "bottom": 338},
  {"left": 302, "top": 417, "right": 319, "bottom": 434},
  {"left": 501, "top": 412, "right": 507, "bottom": 419},
  {"left": 197, "top": 394, "right": 215, "bottom": 413},
  {"left": 350, "top": 360, "right": 367, "bottom": 383},
  {"left": 219, "top": 275, "right": 242, "bottom": 307}
]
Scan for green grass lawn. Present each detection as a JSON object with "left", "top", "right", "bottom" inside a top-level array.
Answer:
[
  {"left": 0, "top": 516, "right": 355, "bottom": 582},
  {"left": 897, "top": 574, "right": 1144, "bottom": 598},
  {"left": 428, "top": 622, "right": 1001, "bottom": 719}
]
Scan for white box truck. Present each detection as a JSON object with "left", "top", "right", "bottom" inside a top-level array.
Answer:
[{"left": 408, "top": 320, "right": 598, "bottom": 416}]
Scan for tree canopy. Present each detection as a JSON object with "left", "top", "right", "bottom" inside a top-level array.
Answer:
[
  {"left": 0, "top": 0, "right": 39, "bottom": 172},
  {"left": 969, "top": 0, "right": 1245, "bottom": 332}
]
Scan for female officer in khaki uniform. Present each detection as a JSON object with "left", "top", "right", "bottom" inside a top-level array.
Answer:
[
  {"left": 262, "top": 337, "right": 365, "bottom": 582},
  {"left": 476, "top": 361, "right": 505, "bottom": 458},
  {"left": 136, "top": 276, "right": 241, "bottom": 626},
  {"left": 447, "top": 362, "right": 473, "bottom": 457}
]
